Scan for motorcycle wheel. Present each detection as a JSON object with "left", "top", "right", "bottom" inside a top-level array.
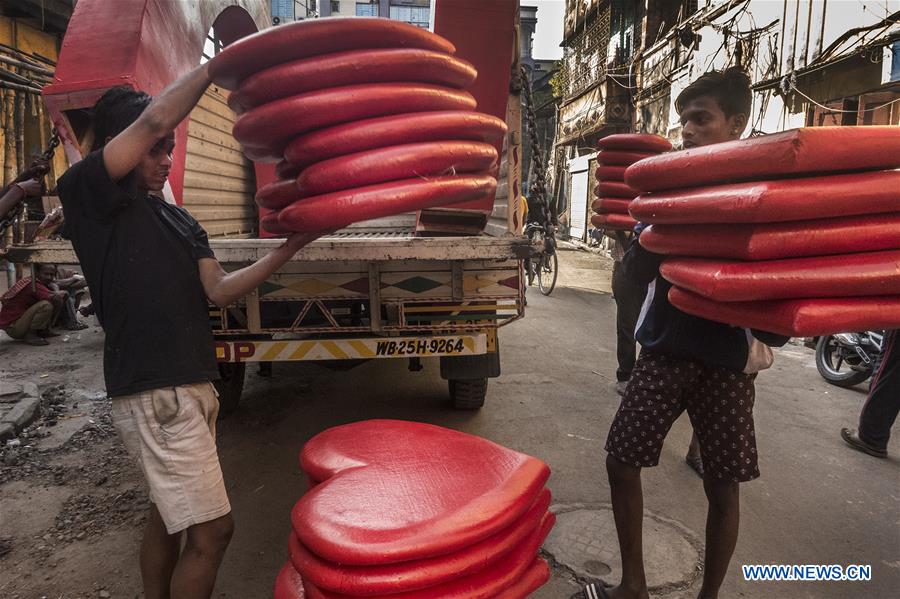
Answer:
[{"left": 815, "top": 336, "right": 872, "bottom": 388}]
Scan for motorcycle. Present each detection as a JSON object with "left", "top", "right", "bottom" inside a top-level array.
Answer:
[{"left": 810, "top": 331, "right": 884, "bottom": 388}]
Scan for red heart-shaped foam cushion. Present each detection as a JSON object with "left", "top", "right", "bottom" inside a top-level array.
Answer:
[
  {"left": 594, "top": 181, "right": 639, "bottom": 199},
  {"left": 294, "top": 420, "right": 551, "bottom": 566},
  {"left": 284, "top": 112, "right": 507, "bottom": 170},
  {"left": 629, "top": 170, "right": 900, "bottom": 225},
  {"left": 301, "top": 512, "right": 555, "bottom": 598},
  {"left": 230, "top": 49, "right": 477, "bottom": 114},
  {"left": 591, "top": 213, "right": 638, "bottom": 231},
  {"left": 494, "top": 557, "right": 552, "bottom": 599},
  {"left": 291, "top": 489, "right": 551, "bottom": 595},
  {"left": 597, "top": 133, "right": 672, "bottom": 153},
  {"left": 668, "top": 287, "right": 900, "bottom": 337},
  {"left": 639, "top": 214, "right": 900, "bottom": 261},
  {"left": 209, "top": 18, "right": 456, "bottom": 89},
  {"left": 660, "top": 250, "right": 900, "bottom": 302},
  {"left": 295, "top": 142, "right": 499, "bottom": 199},
  {"left": 274, "top": 562, "right": 306, "bottom": 599},
  {"left": 233, "top": 83, "right": 477, "bottom": 155},
  {"left": 591, "top": 198, "right": 632, "bottom": 215},
  {"left": 276, "top": 176, "right": 497, "bottom": 233}
]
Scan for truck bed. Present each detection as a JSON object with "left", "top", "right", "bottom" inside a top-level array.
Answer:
[{"left": 6, "top": 230, "right": 532, "bottom": 265}]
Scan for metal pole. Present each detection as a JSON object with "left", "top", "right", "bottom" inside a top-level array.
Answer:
[{"left": 802, "top": 0, "right": 814, "bottom": 67}]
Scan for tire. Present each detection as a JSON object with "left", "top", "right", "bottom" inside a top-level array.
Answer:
[
  {"left": 449, "top": 378, "right": 488, "bottom": 410},
  {"left": 815, "top": 336, "right": 871, "bottom": 388},
  {"left": 538, "top": 251, "right": 558, "bottom": 296},
  {"left": 214, "top": 362, "right": 246, "bottom": 417}
]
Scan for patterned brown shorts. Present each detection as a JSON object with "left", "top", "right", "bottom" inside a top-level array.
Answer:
[{"left": 604, "top": 350, "right": 760, "bottom": 482}]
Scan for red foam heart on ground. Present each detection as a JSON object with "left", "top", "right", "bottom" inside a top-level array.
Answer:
[
  {"left": 591, "top": 213, "right": 638, "bottom": 231},
  {"left": 591, "top": 198, "right": 631, "bottom": 215},
  {"left": 661, "top": 251, "right": 900, "bottom": 302},
  {"left": 283, "top": 111, "right": 507, "bottom": 170},
  {"left": 668, "top": 287, "right": 900, "bottom": 337},
  {"left": 296, "top": 142, "right": 498, "bottom": 198},
  {"left": 230, "top": 49, "right": 477, "bottom": 113},
  {"left": 274, "top": 562, "right": 306, "bottom": 599},
  {"left": 639, "top": 214, "right": 900, "bottom": 260},
  {"left": 209, "top": 18, "right": 456, "bottom": 89},
  {"left": 597, "top": 133, "right": 672, "bottom": 153},
  {"left": 293, "top": 420, "right": 551, "bottom": 566},
  {"left": 629, "top": 170, "right": 900, "bottom": 225},
  {"left": 625, "top": 126, "right": 900, "bottom": 192},
  {"left": 594, "top": 165, "right": 628, "bottom": 181},
  {"left": 594, "top": 181, "right": 639, "bottom": 199},
  {"left": 301, "top": 512, "right": 555, "bottom": 598},
  {"left": 290, "top": 489, "right": 551, "bottom": 596},
  {"left": 234, "top": 83, "right": 477, "bottom": 155},
  {"left": 276, "top": 175, "right": 496, "bottom": 233},
  {"left": 597, "top": 151, "right": 657, "bottom": 166}
]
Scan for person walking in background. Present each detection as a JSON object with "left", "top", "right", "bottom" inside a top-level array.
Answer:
[{"left": 842, "top": 329, "right": 899, "bottom": 458}]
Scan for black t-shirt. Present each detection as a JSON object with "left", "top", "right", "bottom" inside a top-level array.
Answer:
[{"left": 57, "top": 151, "right": 219, "bottom": 397}]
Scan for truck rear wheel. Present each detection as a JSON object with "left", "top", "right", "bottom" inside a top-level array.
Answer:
[
  {"left": 449, "top": 378, "right": 488, "bottom": 410},
  {"left": 215, "top": 362, "right": 246, "bottom": 417}
]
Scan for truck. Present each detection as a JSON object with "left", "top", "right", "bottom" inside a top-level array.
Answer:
[{"left": 5, "top": 0, "right": 532, "bottom": 413}]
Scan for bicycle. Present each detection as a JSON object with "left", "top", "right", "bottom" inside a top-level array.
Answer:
[{"left": 524, "top": 219, "right": 558, "bottom": 296}]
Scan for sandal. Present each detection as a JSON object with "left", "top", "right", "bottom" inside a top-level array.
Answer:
[
  {"left": 841, "top": 428, "right": 887, "bottom": 458},
  {"left": 571, "top": 582, "right": 611, "bottom": 599},
  {"left": 23, "top": 336, "right": 49, "bottom": 346},
  {"left": 685, "top": 454, "right": 704, "bottom": 478}
]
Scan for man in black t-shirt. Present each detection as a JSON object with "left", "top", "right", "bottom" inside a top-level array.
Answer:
[{"left": 57, "top": 63, "right": 324, "bottom": 599}]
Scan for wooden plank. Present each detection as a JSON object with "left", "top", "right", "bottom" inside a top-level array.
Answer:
[
  {"left": 181, "top": 188, "right": 253, "bottom": 207},
  {"left": 188, "top": 104, "right": 236, "bottom": 134},
  {"left": 183, "top": 170, "right": 256, "bottom": 193},
  {"left": 185, "top": 206, "right": 258, "bottom": 221},
  {"left": 183, "top": 152, "right": 253, "bottom": 180},
  {"left": 186, "top": 121, "right": 244, "bottom": 152}
]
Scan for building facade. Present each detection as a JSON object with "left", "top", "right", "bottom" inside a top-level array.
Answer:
[
  {"left": 553, "top": 0, "right": 900, "bottom": 242},
  {"left": 320, "top": 0, "right": 432, "bottom": 28}
]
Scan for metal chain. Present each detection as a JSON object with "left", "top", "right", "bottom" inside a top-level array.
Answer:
[{"left": 1, "top": 127, "right": 60, "bottom": 236}]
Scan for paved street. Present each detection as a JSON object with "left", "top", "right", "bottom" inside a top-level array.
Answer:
[{"left": 1, "top": 247, "right": 898, "bottom": 598}]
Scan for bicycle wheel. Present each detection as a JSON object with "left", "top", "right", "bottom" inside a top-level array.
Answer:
[{"left": 538, "top": 251, "right": 558, "bottom": 296}]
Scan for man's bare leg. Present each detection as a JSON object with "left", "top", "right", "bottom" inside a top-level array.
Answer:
[
  {"left": 141, "top": 504, "right": 180, "bottom": 599},
  {"left": 170, "top": 513, "right": 234, "bottom": 599},
  {"left": 698, "top": 479, "right": 740, "bottom": 599},
  {"left": 604, "top": 454, "right": 650, "bottom": 599}
]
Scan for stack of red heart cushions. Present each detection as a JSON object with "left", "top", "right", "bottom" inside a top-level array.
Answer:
[
  {"left": 208, "top": 18, "right": 507, "bottom": 234},
  {"left": 590, "top": 133, "right": 672, "bottom": 231},
  {"left": 625, "top": 126, "right": 900, "bottom": 337},
  {"left": 273, "top": 420, "right": 554, "bottom": 599}
]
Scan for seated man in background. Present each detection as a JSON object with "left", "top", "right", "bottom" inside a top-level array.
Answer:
[
  {"left": 52, "top": 267, "right": 89, "bottom": 330},
  {"left": 0, "top": 263, "right": 67, "bottom": 346}
]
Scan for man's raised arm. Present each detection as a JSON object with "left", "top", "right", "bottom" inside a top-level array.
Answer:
[{"left": 102, "top": 63, "right": 212, "bottom": 182}]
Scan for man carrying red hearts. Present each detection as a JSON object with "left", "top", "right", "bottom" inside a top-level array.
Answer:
[{"left": 576, "top": 68, "right": 790, "bottom": 599}]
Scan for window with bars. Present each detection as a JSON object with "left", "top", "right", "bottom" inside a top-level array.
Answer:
[
  {"left": 356, "top": 2, "right": 377, "bottom": 16},
  {"left": 558, "top": 7, "right": 611, "bottom": 99},
  {"left": 390, "top": 4, "right": 430, "bottom": 28}
]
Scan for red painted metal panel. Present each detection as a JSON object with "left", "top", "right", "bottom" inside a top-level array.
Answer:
[
  {"left": 43, "top": 0, "right": 268, "bottom": 207},
  {"left": 432, "top": 0, "right": 518, "bottom": 214}
]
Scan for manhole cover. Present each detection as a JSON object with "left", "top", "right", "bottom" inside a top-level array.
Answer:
[{"left": 544, "top": 506, "right": 700, "bottom": 590}]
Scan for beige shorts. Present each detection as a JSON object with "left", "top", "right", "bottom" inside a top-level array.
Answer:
[{"left": 111, "top": 381, "right": 231, "bottom": 534}]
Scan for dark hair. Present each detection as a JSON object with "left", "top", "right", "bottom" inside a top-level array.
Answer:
[
  {"left": 675, "top": 67, "right": 752, "bottom": 118},
  {"left": 90, "top": 86, "right": 152, "bottom": 151},
  {"left": 35, "top": 263, "right": 57, "bottom": 273}
]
